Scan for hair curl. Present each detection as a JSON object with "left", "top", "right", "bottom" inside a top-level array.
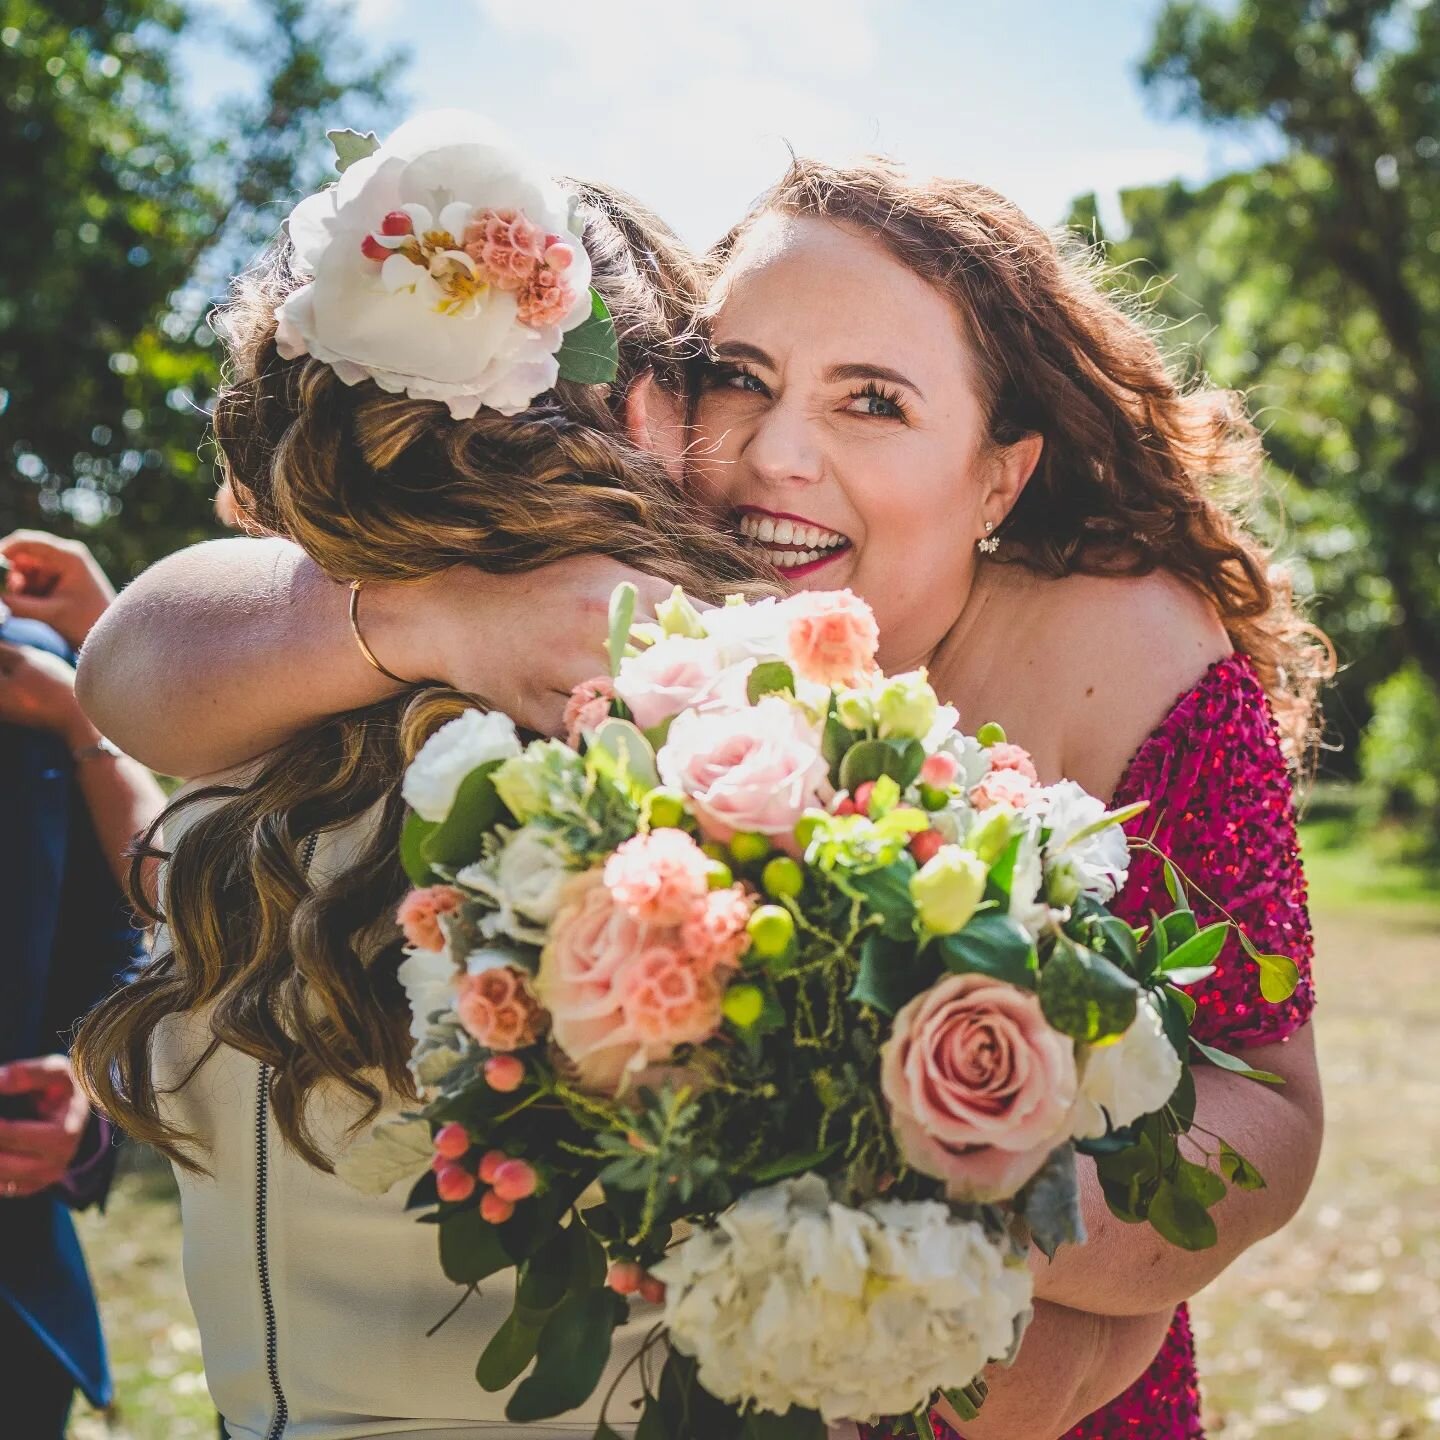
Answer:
[
  {"left": 75, "top": 181, "right": 767, "bottom": 1171},
  {"left": 709, "top": 156, "right": 1332, "bottom": 758}
]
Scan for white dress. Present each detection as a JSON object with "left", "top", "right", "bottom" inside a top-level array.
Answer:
[{"left": 151, "top": 798, "right": 657, "bottom": 1439}]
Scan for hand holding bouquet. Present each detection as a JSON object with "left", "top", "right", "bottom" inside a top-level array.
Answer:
[{"left": 345, "top": 585, "right": 1297, "bottom": 1439}]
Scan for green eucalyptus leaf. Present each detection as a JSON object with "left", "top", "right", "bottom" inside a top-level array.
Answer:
[
  {"left": 1236, "top": 929, "right": 1302, "bottom": 1003},
  {"left": 606, "top": 582, "right": 637, "bottom": 677},
  {"left": 401, "top": 811, "right": 441, "bottom": 886},
  {"left": 1039, "top": 939, "right": 1138, "bottom": 1042},
  {"left": 1159, "top": 922, "right": 1229, "bottom": 974},
  {"left": 1148, "top": 1180, "right": 1218, "bottom": 1250},
  {"left": 848, "top": 858, "right": 919, "bottom": 939},
  {"left": 1191, "top": 1039, "right": 1284, "bottom": 1084},
  {"left": 1174, "top": 1157, "right": 1227, "bottom": 1209},
  {"left": 747, "top": 660, "right": 796, "bottom": 703},
  {"left": 439, "top": 1206, "right": 512, "bottom": 1285},
  {"left": 1219, "top": 1141, "right": 1267, "bottom": 1191},
  {"left": 476, "top": 1307, "right": 543, "bottom": 1391},
  {"left": 838, "top": 738, "right": 922, "bottom": 792},
  {"left": 422, "top": 761, "right": 506, "bottom": 870},
  {"left": 591, "top": 718, "right": 659, "bottom": 790},
  {"left": 557, "top": 289, "right": 621, "bottom": 385},
  {"left": 327, "top": 126, "right": 380, "bottom": 172},
  {"left": 505, "top": 1287, "right": 626, "bottom": 1422},
  {"left": 937, "top": 912, "right": 1038, "bottom": 988},
  {"left": 850, "top": 930, "right": 938, "bottom": 1016},
  {"left": 1163, "top": 859, "right": 1190, "bottom": 911}
]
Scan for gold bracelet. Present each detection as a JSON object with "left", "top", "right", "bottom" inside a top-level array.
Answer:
[{"left": 348, "top": 580, "right": 414, "bottom": 686}]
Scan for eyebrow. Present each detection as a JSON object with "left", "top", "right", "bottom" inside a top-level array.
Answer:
[{"left": 711, "top": 343, "right": 925, "bottom": 401}]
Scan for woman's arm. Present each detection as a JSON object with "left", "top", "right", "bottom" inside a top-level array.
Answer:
[
  {"left": 1032, "top": 1024, "right": 1323, "bottom": 1317},
  {"left": 937, "top": 1301, "right": 1174, "bottom": 1440},
  {"left": 76, "top": 538, "right": 673, "bottom": 778}
]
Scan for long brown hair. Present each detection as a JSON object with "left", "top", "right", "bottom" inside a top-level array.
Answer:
[
  {"left": 75, "top": 180, "right": 767, "bottom": 1171},
  {"left": 709, "top": 157, "right": 1331, "bottom": 756}
]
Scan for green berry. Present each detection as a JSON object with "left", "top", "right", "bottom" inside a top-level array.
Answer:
[
  {"left": 793, "top": 813, "right": 823, "bottom": 853},
  {"left": 976, "top": 722, "right": 1007, "bottom": 747},
  {"left": 747, "top": 904, "right": 795, "bottom": 958},
  {"left": 644, "top": 790, "right": 685, "bottom": 829},
  {"left": 705, "top": 859, "right": 735, "bottom": 891},
  {"left": 729, "top": 831, "right": 770, "bottom": 865},
  {"left": 919, "top": 783, "right": 950, "bottom": 811},
  {"left": 722, "top": 983, "right": 765, "bottom": 1029},
  {"left": 762, "top": 856, "right": 804, "bottom": 900}
]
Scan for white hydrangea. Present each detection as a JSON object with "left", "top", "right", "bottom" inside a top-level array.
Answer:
[
  {"left": 1071, "top": 995, "right": 1183, "bottom": 1140},
  {"left": 1039, "top": 780, "right": 1131, "bottom": 904},
  {"left": 401, "top": 709, "right": 521, "bottom": 822},
  {"left": 653, "top": 1176, "right": 1032, "bottom": 1424}
]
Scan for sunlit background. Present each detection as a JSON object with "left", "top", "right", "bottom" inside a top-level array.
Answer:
[{"left": 3, "top": 1, "right": 1438, "bottom": 1435}]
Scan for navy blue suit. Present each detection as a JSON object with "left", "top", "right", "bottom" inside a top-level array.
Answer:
[{"left": 0, "top": 616, "right": 146, "bottom": 1423}]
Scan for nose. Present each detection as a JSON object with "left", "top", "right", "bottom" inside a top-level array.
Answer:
[{"left": 742, "top": 397, "right": 824, "bottom": 490}]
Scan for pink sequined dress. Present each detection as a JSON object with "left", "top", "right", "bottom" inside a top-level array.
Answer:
[{"left": 864, "top": 653, "right": 1317, "bottom": 1440}]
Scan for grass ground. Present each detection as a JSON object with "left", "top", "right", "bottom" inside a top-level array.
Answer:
[{"left": 66, "top": 824, "right": 1440, "bottom": 1440}]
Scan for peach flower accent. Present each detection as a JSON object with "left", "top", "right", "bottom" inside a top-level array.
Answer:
[
  {"left": 785, "top": 589, "right": 880, "bottom": 687},
  {"left": 396, "top": 885, "right": 463, "bottom": 952},
  {"left": 455, "top": 964, "right": 546, "bottom": 1051},
  {"left": 463, "top": 208, "right": 546, "bottom": 291},
  {"left": 617, "top": 945, "right": 726, "bottom": 1050},
  {"left": 564, "top": 675, "right": 615, "bottom": 748},
  {"left": 603, "top": 829, "right": 711, "bottom": 926},
  {"left": 970, "top": 768, "right": 1040, "bottom": 811},
  {"left": 679, "top": 885, "right": 755, "bottom": 970},
  {"left": 880, "top": 972, "right": 1077, "bottom": 1201},
  {"left": 518, "top": 266, "right": 573, "bottom": 327},
  {"left": 986, "top": 743, "right": 1039, "bottom": 782}
]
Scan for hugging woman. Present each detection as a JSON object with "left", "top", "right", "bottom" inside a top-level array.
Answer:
[{"left": 76, "top": 115, "right": 1323, "bottom": 1440}]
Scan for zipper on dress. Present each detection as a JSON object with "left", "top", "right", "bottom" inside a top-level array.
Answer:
[{"left": 253, "top": 832, "right": 318, "bottom": 1439}]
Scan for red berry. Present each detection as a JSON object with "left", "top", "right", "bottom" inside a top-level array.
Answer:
[
  {"left": 833, "top": 795, "right": 858, "bottom": 817},
  {"left": 638, "top": 1275, "right": 666, "bottom": 1305},
  {"left": 480, "top": 1190, "right": 514, "bottom": 1224},
  {"left": 360, "top": 233, "right": 389, "bottom": 262},
  {"left": 478, "top": 1150, "right": 507, "bottom": 1184},
  {"left": 435, "top": 1164, "right": 476, "bottom": 1203},
  {"left": 492, "top": 1158, "right": 538, "bottom": 1203},
  {"left": 909, "top": 830, "right": 945, "bottom": 865},
  {"left": 853, "top": 781, "right": 877, "bottom": 815},
  {"left": 380, "top": 209, "right": 414, "bottom": 236},
  {"left": 484, "top": 1054, "right": 525, "bottom": 1092},
  {"left": 433, "top": 1122, "right": 469, "bottom": 1160},
  {"left": 607, "top": 1261, "right": 643, "bottom": 1295}
]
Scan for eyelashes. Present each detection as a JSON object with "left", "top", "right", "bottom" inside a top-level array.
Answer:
[{"left": 702, "top": 362, "right": 909, "bottom": 422}]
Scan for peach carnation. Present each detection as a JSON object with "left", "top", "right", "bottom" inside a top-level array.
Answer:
[
  {"left": 396, "top": 885, "right": 463, "bottom": 952},
  {"left": 463, "top": 208, "right": 546, "bottom": 291},
  {"left": 617, "top": 946, "right": 726, "bottom": 1051},
  {"left": 564, "top": 675, "right": 615, "bottom": 748},
  {"left": 603, "top": 829, "right": 711, "bottom": 926},
  {"left": 518, "top": 266, "right": 575, "bottom": 328},
  {"left": 455, "top": 964, "right": 546, "bottom": 1051},
  {"left": 679, "top": 885, "right": 755, "bottom": 969},
  {"left": 970, "top": 768, "right": 1040, "bottom": 811},
  {"left": 986, "top": 743, "right": 1039, "bottom": 782},
  {"left": 786, "top": 589, "right": 880, "bottom": 687}
]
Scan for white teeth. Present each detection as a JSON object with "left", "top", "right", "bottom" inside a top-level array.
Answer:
[
  {"left": 774, "top": 519, "right": 794, "bottom": 544},
  {"left": 757, "top": 517, "right": 775, "bottom": 542},
  {"left": 804, "top": 525, "right": 819, "bottom": 547},
  {"left": 739, "top": 514, "right": 850, "bottom": 554}
]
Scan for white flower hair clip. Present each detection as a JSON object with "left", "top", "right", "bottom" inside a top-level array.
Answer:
[{"left": 274, "top": 110, "right": 619, "bottom": 419}]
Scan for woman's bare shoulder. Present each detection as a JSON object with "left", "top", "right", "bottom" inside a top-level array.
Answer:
[{"left": 1022, "top": 569, "right": 1231, "bottom": 797}]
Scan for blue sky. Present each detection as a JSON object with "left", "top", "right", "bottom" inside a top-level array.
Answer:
[{"left": 187, "top": 0, "right": 1277, "bottom": 246}]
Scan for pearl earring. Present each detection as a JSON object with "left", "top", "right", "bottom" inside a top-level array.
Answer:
[{"left": 977, "top": 521, "right": 999, "bottom": 555}]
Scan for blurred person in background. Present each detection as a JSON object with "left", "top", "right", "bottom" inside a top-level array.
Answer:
[{"left": 0, "top": 530, "right": 165, "bottom": 1437}]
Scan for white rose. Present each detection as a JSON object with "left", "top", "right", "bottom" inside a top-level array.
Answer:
[
  {"left": 700, "top": 595, "right": 797, "bottom": 668},
  {"left": 401, "top": 709, "right": 521, "bottom": 823},
  {"left": 653, "top": 1176, "right": 1031, "bottom": 1424},
  {"left": 1039, "top": 780, "right": 1131, "bottom": 903},
  {"left": 1071, "top": 995, "right": 1183, "bottom": 1140}
]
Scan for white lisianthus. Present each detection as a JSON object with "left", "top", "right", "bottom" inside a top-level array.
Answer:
[
  {"left": 654, "top": 1175, "right": 1032, "bottom": 1424},
  {"left": 934, "top": 727, "right": 990, "bottom": 789},
  {"left": 1006, "top": 819, "right": 1055, "bottom": 939},
  {"left": 1071, "top": 995, "right": 1183, "bottom": 1140},
  {"left": 457, "top": 825, "right": 570, "bottom": 944},
  {"left": 1040, "top": 780, "right": 1131, "bottom": 903},
  {"left": 700, "top": 595, "right": 796, "bottom": 668},
  {"left": 276, "top": 110, "right": 594, "bottom": 418},
  {"left": 402, "top": 708, "right": 521, "bottom": 822},
  {"left": 395, "top": 946, "right": 463, "bottom": 1087}
]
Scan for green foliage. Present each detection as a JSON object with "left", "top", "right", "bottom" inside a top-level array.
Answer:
[
  {"left": 1360, "top": 661, "right": 1440, "bottom": 854},
  {"left": 0, "top": 0, "right": 400, "bottom": 579}
]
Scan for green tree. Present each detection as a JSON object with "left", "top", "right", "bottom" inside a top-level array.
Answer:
[
  {"left": 0, "top": 0, "right": 401, "bottom": 581},
  {"left": 1073, "top": 0, "right": 1439, "bottom": 774}
]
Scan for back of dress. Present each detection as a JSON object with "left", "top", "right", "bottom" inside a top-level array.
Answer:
[{"left": 151, "top": 787, "right": 655, "bottom": 1439}]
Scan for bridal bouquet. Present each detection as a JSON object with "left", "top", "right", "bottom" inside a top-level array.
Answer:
[{"left": 348, "top": 585, "right": 1296, "bottom": 1439}]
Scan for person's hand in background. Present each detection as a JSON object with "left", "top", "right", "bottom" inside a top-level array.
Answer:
[
  {"left": 0, "top": 641, "right": 94, "bottom": 748},
  {"left": 0, "top": 1057, "right": 91, "bottom": 1200},
  {"left": 0, "top": 531, "right": 116, "bottom": 649}
]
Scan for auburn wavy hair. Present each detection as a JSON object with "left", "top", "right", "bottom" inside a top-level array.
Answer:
[
  {"left": 707, "top": 157, "right": 1332, "bottom": 757},
  {"left": 74, "top": 181, "right": 768, "bottom": 1171}
]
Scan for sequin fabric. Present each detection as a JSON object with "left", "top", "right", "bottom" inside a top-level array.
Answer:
[{"left": 862, "top": 654, "right": 1316, "bottom": 1440}]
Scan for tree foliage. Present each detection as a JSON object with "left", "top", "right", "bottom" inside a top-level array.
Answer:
[{"left": 0, "top": 0, "right": 400, "bottom": 580}]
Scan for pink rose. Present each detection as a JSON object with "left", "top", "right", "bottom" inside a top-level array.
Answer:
[
  {"left": 396, "top": 885, "right": 462, "bottom": 952},
  {"left": 603, "top": 829, "right": 711, "bottom": 926},
  {"left": 617, "top": 945, "right": 726, "bottom": 1050},
  {"left": 455, "top": 965, "right": 546, "bottom": 1051},
  {"left": 986, "top": 743, "right": 1039, "bottom": 782},
  {"left": 564, "top": 675, "right": 615, "bottom": 748},
  {"left": 536, "top": 870, "right": 652, "bottom": 1093},
  {"left": 880, "top": 973, "right": 1077, "bottom": 1201},
  {"left": 786, "top": 589, "right": 880, "bottom": 687},
  {"left": 679, "top": 885, "right": 755, "bottom": 969},
  {"left": 614, "top": 637, "right": 725, "bottom": 732},
  {"left": 970, "top": 768, "right": 1040, "bottom": 811},
  {"left": 657, "top": 696, "right": 828, "bottom": 846}
]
